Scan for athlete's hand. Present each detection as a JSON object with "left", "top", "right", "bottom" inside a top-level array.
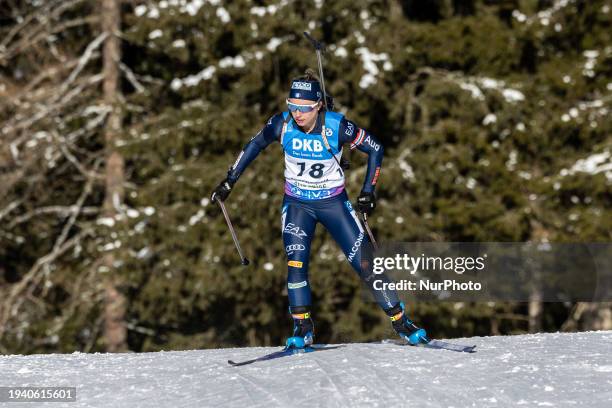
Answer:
[
  {"left": 357, "top": 191, "right": 376, "bottom": 215},
  {"left": 211, "top": 178, "right": 234, "bottom": 202}
]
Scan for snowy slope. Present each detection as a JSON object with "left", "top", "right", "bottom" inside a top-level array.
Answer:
[{"left": 1, "top": 331, "right": 611, "bottom": 407}]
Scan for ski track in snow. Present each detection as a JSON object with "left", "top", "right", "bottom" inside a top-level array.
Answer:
[{"left": 1, "top": 331, "right": 611, "bottom": 407}]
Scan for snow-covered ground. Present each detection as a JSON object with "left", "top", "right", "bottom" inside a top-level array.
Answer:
[{"left": 1, "top": 331, "right": 611, "bottom": 407}]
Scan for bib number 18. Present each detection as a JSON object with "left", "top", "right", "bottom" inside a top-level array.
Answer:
[{"left": 297, "top": 162, "right": 325, "bottom": 178}]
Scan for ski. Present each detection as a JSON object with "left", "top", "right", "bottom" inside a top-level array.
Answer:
[
  {"left": 381, "top": 338, "right": 477, "bottom": 353},
  {"left": 228, "top": 338, "right": 475, "bottom": 366},
  {"left": 421, "top": 339, "right": 477, "bottom": 353},
  {"left": 228, "top": 345, "right": 343, "bottom": 366}
]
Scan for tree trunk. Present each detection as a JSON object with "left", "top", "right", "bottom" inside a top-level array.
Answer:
[
  {"left": 528, "top": 292, "right": 543, "bottom": 333},
  {"left": 562, "top": 302, "right": 612, "bottom": 332},
  {"left": 528, "top": 221, "right": 548, "bottom": 333},
  {"left": 581, "top": 303, "right": 612, "bottom": 330},
  {"left": 101, "top": 0, "right": 127, "bottom": 352},
  {"left": 389, "top": 0, "right": 403, "bottom": 23}
]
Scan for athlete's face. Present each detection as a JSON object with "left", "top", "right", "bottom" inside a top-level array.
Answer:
[{"left": 288, "top": 98, "right": 322, "bottom": 132}]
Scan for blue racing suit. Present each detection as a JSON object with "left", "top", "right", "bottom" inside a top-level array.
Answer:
[{"left": 227, "top": 110, "right": 398, "bottom": 311}]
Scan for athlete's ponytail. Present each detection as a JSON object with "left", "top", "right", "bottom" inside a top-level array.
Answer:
[{"left": 293, "top": 68, "right": 319, "bottom": 83}]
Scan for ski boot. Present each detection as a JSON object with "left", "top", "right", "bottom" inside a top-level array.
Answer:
[
  {"left": 285, "top": 306, "right": 314, "bottom": 349},
  {"left": 386, "top": 302, "right": 429, "bottom": 345}
]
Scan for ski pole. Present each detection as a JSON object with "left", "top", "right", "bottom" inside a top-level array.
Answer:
[
  {"left": 303, "top": 31, "right": 328, "bottom": 110},
  {"left": 361, "top": 213, "right": 378, "bottom": 251},
  {"left": 304, "top": 30, "right": 351, "bottom": 171},
  {"left": 216, "top": 200, "right": 250, "bottom": 266}
]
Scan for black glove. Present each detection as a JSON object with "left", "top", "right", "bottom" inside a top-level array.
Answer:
[
  {"left": 357, "top": 191, "right": 376, "bottom": 215},
  {"left": 211, "top": 178, "right": 234, "bottom": 202}
]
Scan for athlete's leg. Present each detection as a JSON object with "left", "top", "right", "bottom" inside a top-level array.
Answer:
[
  {"left": 317, "top": 193, "right": 399, "bottom": 310},
  {"left": 316, "top": 193, "right": 428, "bottom": 343},
  {"left": 281, "top": 198, "right": 317, "bottom": 309},
  {"left": 282, "top": 197, "right": 317, "bottom": 347}
]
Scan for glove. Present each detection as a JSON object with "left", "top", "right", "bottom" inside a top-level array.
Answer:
[
  {"left": 357, "top": 191, "right": 376, "bottom": 215},
  {"left": 211, "top": 178, "right": 234, "bottom": 202}
]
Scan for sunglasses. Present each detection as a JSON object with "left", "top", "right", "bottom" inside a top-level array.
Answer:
[{"left": 286, "top": 99, "right": 320, "bottom": 113}]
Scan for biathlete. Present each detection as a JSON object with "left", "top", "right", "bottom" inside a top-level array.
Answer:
[{"left": 212, "top": 71, "right": 427, "bottom": 348}]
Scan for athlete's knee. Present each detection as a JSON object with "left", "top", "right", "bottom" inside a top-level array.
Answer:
[
  {"left": 286, "top": 255, "right": 309, "bottom": 282},
  {"left": 284, "top": 242, "right": 308, "bottom": 258},
  {"left": 346, "top": 231, "right": 365, "bottom": 264}
]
